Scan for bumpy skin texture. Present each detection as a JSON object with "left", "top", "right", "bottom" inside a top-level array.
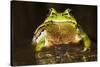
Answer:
[
  {"left": 33, "top": 8, "right": 91, "bottom": 52},
  {"left": 32, "top": 8, "right": 92, "bottom": 64}
]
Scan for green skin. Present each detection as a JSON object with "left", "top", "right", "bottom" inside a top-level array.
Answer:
[{"left": 32, "top": 8, "right": 91, "bottom": 52}]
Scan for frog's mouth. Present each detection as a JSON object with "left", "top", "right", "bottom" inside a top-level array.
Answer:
[
  {"left": 46, "top": 19, "right": 76, "bottom": 23},
  {"left": 46, "top": 20, "right": 77, "bottom": 26}
]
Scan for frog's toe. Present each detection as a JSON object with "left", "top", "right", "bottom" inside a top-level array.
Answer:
[
  {"left": 81, "top": 47, "right": 90, "bottom": 52},
  {"left": 82, "top": 48, "right": 87, "bottom": 52}
]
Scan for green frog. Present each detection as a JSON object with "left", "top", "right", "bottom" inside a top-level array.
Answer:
[{"left": 32, "top": 8, "right": 91, "bottom": 52}]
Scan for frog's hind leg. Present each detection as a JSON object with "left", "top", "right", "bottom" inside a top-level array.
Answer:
[
  {"left": 34, "top": 31, "right": 46, "bottom": 51},
  {"left": 33, "top": 23, "right": 47, "bottom": 45}
]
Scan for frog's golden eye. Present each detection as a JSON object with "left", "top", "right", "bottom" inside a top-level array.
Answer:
[
  {"left": 51, "top": 12, "right": 57, "bottom": 16},
  {"left": 65, "top": 8, "right": 71, "bottom": 13},
  {"left": 62, "top": 13, "right": 68, "bottom": 16},
  {"left": 63, "top": 8, "right": 71, "bottom": 16},
  {"left": 49, "top": 8, "right": 57, "bottom": 17}
]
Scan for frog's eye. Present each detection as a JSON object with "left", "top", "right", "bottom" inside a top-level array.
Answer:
[
  {"left": 62, "top": 12, "right": 68, "bottom": 16},
  {"left": 51, "top": 12, "right": 57, "bottom": 16},
  {"left": 63, "top": 8, "right": 71, "bottom": 16},
  {"left": 65, "top": 8, "right": 71, "bottom": 13},
  {"left": 49, "top": 8, "right": 57, "bottom": 17}
]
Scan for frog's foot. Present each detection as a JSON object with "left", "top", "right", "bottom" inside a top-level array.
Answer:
[
  {"left": 82, "top": 48, "right": 88, "bottom": 52},
  {"left": 81, "top": 47, "right": 90, "bottom": 52}
]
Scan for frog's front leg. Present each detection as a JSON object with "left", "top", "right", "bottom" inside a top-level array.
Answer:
[
  {"left": 81, "top": 31, "right": 91, "bottom": 52},
  {"left": 77, "top": 26, "right": 91, "bottom": 52}
]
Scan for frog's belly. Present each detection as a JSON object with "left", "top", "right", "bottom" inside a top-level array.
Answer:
[
  {"left": 47, "top": 31, "right": 75, "bottom": 44},
  {"left": 45, "top": 23, "right": 80, "bottom": 47}
]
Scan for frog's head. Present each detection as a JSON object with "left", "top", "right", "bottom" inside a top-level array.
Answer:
[{"left": 44, "top": 8, "right": 77, "bottom": 27}]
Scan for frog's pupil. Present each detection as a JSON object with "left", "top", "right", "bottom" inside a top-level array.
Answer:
[
  {"left": 64, "top": 13, "right": 68, "bottom": 15},
  {"left": 52, "top": 12, "right": 57, "bottom": 16}
]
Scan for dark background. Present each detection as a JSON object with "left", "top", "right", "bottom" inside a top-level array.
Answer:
[{"left": 11, "top": 1, "right": 97, "bottom": 66}]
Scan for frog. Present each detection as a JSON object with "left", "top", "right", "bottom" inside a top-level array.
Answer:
[{"left": 32, "top": 8, "right": 91, "bottom": 53}]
